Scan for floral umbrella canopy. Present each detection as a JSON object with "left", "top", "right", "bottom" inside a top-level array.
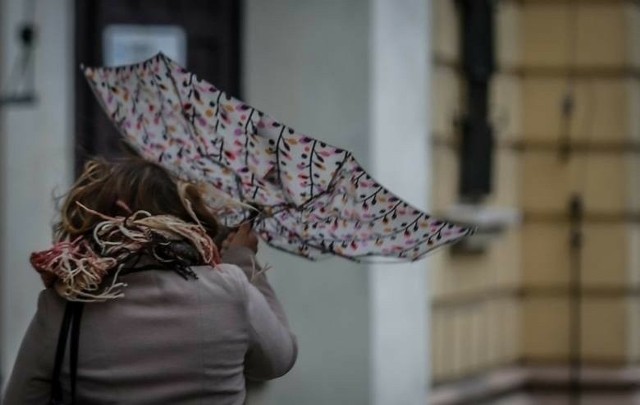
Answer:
[{"left": 83, "top": 53, "right": 474, "bottom": 261}]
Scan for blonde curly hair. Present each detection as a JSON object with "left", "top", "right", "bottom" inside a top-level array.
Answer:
[{"left": 57, "top": 157, "right": 220, "bottom": 241}]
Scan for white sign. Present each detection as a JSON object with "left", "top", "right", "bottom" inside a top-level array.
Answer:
[{"left": 103, "top": 24, "right": 187, "bottom": 66}]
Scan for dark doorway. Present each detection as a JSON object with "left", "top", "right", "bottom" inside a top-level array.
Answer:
[{"left": 74, "top": 0, "right": 242, "bottom": 174}]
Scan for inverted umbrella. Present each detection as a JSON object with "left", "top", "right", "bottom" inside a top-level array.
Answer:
[{"left": 83, "top": 53, "right": 474, "bottom": 261}]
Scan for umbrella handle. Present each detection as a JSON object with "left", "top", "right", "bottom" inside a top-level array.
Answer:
[
  {"left": 246, "top": 203, "right": 263, "bottom": 225},
  {"left": 214, "top": 206, "right": 262, "bottom": 247},
  {"left": 246, "top": 206, "right": 262, "bottom": 228}
]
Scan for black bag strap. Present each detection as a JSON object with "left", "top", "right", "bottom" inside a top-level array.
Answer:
[
  {"left": 69, "top": 302, "right": 84, "bottom": 403},
  {"left": 47, "top": 261, "right": 186, "bottom": 405},
  {"left": 49, "top": 302, "right": 73, "bottom": 404},
  {"left": 49, "top": 301, "right": 84, "bottom": 405}
]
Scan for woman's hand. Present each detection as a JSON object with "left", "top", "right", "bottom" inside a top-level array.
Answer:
[{"left": 222, "top": 223, "right": 259, "bottom": 253}]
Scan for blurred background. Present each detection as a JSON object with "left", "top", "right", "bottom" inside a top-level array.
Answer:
[{"left": 0, "top": 0, "right": 638, "bottom": 404}]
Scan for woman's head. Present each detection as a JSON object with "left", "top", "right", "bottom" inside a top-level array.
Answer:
[{"left": 57, "top": 157, "right": 219, "bottom": 240}]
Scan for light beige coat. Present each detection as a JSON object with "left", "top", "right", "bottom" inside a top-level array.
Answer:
[{"left": 3, "top": 246, "right": 297, "bottom": 404}]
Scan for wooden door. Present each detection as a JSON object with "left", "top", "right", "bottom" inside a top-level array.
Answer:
[{"left": 74, "top": 0, "right": 242, "bottom": 174}]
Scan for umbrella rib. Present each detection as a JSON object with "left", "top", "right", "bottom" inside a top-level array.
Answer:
[
  {"left": 275, "top": 128, "right": 285, "bottom": 185},
  {"left": 255, "top": 235, "right": 435, "bottom": 263},
  {"left": 206, "top": 91, "right": 229, "bottom": 163},
  {"left": 396, "top": 222, "right": 453, "bottom": 257},
  {"left": 219, "top": 139, "right": 226, "bottom": 164},
  {"left": 144, "top": 66, "right": 171, "bottom": 143},
  {"left": 324, "top": 152, "right": 351, "bottom": 194},
  {"left": 300, "top": 184, "right": 379, "bottom": 209},
  {"left": 186, "top": 73, "right": 208, "bottom": 156},
  {"left": 213, "top": 91, "right": 223, "bottom": 136},
  {"left": 308, "top": 140, "right": 317, "bottom": 199},
  {"left": 251, "top": 174, "right": 260, "bottom": 200},
  {"left": 243, "top": 109, "right": 255, "bottom": 168},
  {"left": 185, "top": 73, "right": 196, "bottom": 133},
  {"left": 188, "top": 82, "right": 204, "bottom": 154},
  {"left": 130, "top": 66, "right": 155, "bottom": 152},
  {"left": 244, "top": 109, "right": 255, "bottom": 132},
  {"left": 158, "top": 55, "right": 200, "bottom": 156},
  {"left": 288, "top": 183, "right": 396, "bottom": 220},
  {"left": 293, "top": 152, "right": 351, "bottom": 213},
  {"left": 301, "top": 227, "right": 460, "bottom": 262},
  {"left": 304, "top": 200, "right": 404, "bottom": 224},
  {"left": 266, "top": 207, "right": 450, "bottom": 245},
  {"left": 273, "top": 127, "right": 296, "bottom": 206}
]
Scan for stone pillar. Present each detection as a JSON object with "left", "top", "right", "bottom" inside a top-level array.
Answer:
[
  {"left": 245, "top": 0, "right": 432, "bottom": 404},
  {"left": 0, "top": 0, "right": 74, "bottom": 381},
  {"left": 369, "top": 0, "right": 431, "bottom": 403}
]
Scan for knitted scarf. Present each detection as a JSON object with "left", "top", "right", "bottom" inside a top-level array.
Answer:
[{"left": 30, "top": 206, "right": 221, "bottom": 302}]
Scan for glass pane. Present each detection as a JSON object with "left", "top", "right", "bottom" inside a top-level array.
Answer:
[{"left": 102, "top": 24, "right": 187, "bottom": 66}]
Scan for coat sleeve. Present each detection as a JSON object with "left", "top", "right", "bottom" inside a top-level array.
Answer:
[
  {"left": 3, "top": 290, "right": 57, "bottom": 405},
  {"left": 221, "top": 246, "right": 298, "bottom": 381}
]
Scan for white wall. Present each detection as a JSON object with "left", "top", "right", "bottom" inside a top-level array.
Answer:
[
  {"left": 369, "top": 0, "right": 431, "bottom": 403},
  {"left": 0, "top": 0, "right": 74, "bottom": 380},
  {"left": 245, "top": 0, "right": 432, "bottom": 404},
  {"left": 244, "top": 1, "right": 372, "bottom": 403}
]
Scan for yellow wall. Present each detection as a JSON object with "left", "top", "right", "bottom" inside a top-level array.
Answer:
[
  {"left": 520, "top": 0, "right": 640, "bottom": 365},
  {"left": 430, "top": 0, "right": 640, "bottom": 384},
  {"left": 430, "top": 0, "right": 523, "bottom": 382}
]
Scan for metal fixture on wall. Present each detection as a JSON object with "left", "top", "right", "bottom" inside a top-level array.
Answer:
[
  {"left": 557, "top": 2, "right": 583, "bottom": 403},
  {"left": 0, "top": 0, "right": 38, "bottom": 106}
]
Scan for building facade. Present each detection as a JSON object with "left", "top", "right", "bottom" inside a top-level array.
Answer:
[{"left": 430, "top": 0, "right": 640, "bottom": 403}]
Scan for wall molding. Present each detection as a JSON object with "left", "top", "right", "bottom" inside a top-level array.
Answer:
[
  {"left": 433, "top": 284, "right": 640, "bottom": 309},
  {"left": 433, "top": 55, "right": 640, "bottom": 80},
  {"left": 432, "top": 365, "right": 640, "bottom": 405},
  {"left": 432, "top": 135, "right": 640, "bottom": 155}
]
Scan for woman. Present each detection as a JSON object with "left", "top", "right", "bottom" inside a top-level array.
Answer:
[{"left": 3, "top": 158, "right": 297, "bottom": 404}]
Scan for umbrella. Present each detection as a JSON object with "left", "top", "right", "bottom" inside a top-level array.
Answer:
[{"left": 82, "top": 53, "right": 474, "bottom": 261}]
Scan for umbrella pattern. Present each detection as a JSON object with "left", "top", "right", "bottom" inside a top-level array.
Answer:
[{"left": 83, "top": 53, "right": 474, "bottom": 261}]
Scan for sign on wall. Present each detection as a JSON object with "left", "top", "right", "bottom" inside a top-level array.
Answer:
[{"left": 103, "top": 24, "right": 187, "bottom": 66}]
